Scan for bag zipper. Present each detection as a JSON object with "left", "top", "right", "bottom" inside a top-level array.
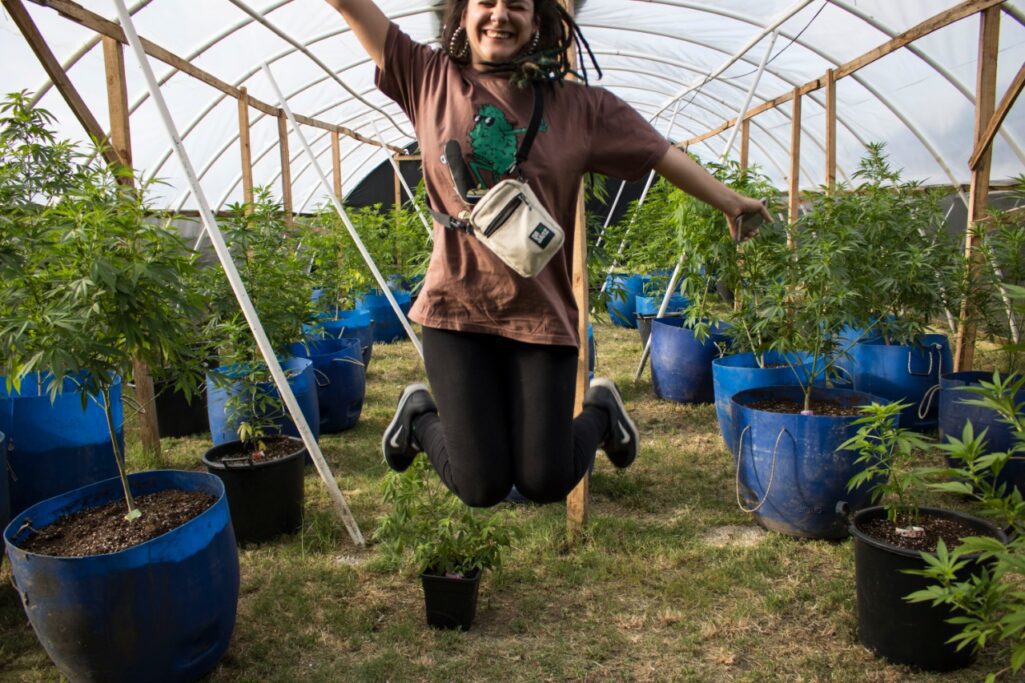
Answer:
[{"left": 483, "top": 193, "right": 525, "bottom": 237}]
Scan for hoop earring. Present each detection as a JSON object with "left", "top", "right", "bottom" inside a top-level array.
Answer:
[
  {"left": 449, "top": 26, "right": 470, "bottom": 59},
  {"left": 527, "top": 30, "right": 540, "bottom": 53}
]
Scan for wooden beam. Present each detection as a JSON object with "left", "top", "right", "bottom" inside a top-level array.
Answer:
[
  {"left": 561, "top": 0, "right": 589, "bottom": 540},
  {"left": 678, "top": 0, "right": 1005, "bottom": 149},
  {"left": 278, "top": 111, "right": 293, "bottom": 225},
  {"left": 788, "top": 88, "right": 801, "bottom": 234},
  {"left": 238, "top": 87, "right": 254, "bottom": 206},
  {"left": 969, "top": 59, "right": 1025, "bottom": 169},
  {"left": 825, "top": 68, "right": 837, "bottom": 189},
  {"left": 956, "top": 7, "right": 1001, "bottom": 371},
  {"left": 4, "top": 0, "right": 120, "bottom": 166},
  {"left": 102, "top": 34, "right": 162, "bottom": 463},
  {"left": 24, "top": 0, "right": 403, "bottom": 152},
  {"left": 395, "top": 154, "right": 423, "bottom": 162},
  {"left": 739, "top": 118, "right": 750, "bottom": 171},
  {"left": 331, "top": 130, "right": 342, "bottom": 199}
]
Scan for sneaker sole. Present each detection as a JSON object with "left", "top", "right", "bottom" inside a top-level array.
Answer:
[
  {"left": 381, "top": 382, "right": 431, "bottom": 468},
  {"left": 590, "top": 377, "right": 638, "bottom": 457}
]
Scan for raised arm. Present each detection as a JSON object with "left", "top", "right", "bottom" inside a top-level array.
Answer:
[
  {"left": 653, "top": 146, "right": 772, "bottom": 241},
  {"left": 325, "top": 0, "right": 391, "bottom": 70}
]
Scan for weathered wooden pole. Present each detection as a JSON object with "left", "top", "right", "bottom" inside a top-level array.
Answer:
[
  {"left": 238, "top": 87, "right": 254, "bottom": 206},
  {"left": 331, "top": 130, "right": 343, "bottom": 199},
  {"left": 825, "top": 68, "right": 837, "bottom": 190},
  {"left": 788, "top": 88, "right": 802, "bottom": 246},
  {"left": 278, "top": 110, "right": 293, "bottom": 226},
  {"left": 955, "top": 6, "right": 1000, "bottom": 371}
]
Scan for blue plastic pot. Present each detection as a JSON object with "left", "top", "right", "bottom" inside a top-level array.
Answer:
[
  {"left": 604, "top": 273, "right": 650, "bottom": 328},
  {"left": 0, "top": 430, "right": 8, "bottom": 536},
  {"left": 850, "top": 334, "right": 952, "bottom": 431},
  {"left": 3, "top": 470, "right": 239, "bottom": 683},
  {"left": 357, "top": 289, "right": 412, "bottom": 343},
  {"left": 635, "top": 293, "right": 688, "bottom": 318},
  {"left": 0, "top": 373, "right": 123, "bottom": 517},
  {"left": 712, "top": 351, "right": 816, "bottom": 458},
  {"left": 939, "top": 371, "right": 1024, "bottom": 496},
  {"left": 306, "top": 308, "right": 375, "bottom": 368},
  {"left": 206, "top": 357, "right": 320, "bottom": 446},
  {"left": 290, "top": 338, "right": 365, "bottom": 433},
  {"left": 732, "top": 385, "right": 884, "bottom": 539},
  {"left": 650, "top": 317, "right": 730, "bottom": 403}
]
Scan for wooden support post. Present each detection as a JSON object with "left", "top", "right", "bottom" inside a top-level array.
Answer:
[
  {"left": 955, "top": 7, "right": 1000, "bottom": 371},
  {"left": 102, "top": 35, "right": 162, "bottom": 462},
  {"left": 278, "top": 110, "right": 293, "bottom": 226},
  {"left": 969, "top": 59, "right": 1025, "bottom": 169},
  {"left": 825, "top": 68, "right": 837, "bottom": 190},
  {"left": 788, "top": 88, "right": 802, "bottom": 245},
  {"left": 561, "top": 0, "right": 589, "bottom": 541},
  {"left": 739, "top": 119, "right": 750, "bottom": 171},
  {"left": 238, "top": 87, "right": 254, "bottom": 206},
  {"left": 331, "top": 130, "right": 343, "bottom": 199},
  {"left": 4, "top": 0, "right": 120, "bottom": 166}
]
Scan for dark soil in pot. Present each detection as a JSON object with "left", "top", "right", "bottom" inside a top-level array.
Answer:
[
  {"left": 746, "top": 396, "right": 863, "bottom": 417},
  {"left": 17, "top": 489, "right": 216, "bottom": 557},
  {"left": 857, "top": 511, "right": 984, "bottom": 553}
]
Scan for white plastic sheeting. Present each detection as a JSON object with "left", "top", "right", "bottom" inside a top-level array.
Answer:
[{"left": 2, "top": 0, "right": 1023, "bottom": 211}]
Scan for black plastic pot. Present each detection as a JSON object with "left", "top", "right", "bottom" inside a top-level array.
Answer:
[
  {"left": 850, "top": 505, "right": 1008, "bottom": 671},
  {"left": 420, "top": 568, "right": 481, "bottom": 630},
  {"left": 155, "top": 381, "right": 209, "bottom": 438},
  {"left": 201, "top": 437, "right": 305, "bottom": 544}
]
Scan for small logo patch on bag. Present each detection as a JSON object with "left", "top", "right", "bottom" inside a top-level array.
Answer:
[{"left": 528, "top": 223, "right": 555, "bottom": 249}]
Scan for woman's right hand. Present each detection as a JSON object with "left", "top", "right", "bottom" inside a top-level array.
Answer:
[{"left": 324, "top": 0, "right": 390, "bottom": 70}]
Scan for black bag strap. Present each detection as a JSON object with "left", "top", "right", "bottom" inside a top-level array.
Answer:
[{"left": 431, "top": 83, "right": 544, "bottom": 233}]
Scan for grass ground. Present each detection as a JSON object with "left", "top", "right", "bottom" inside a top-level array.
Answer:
[{"left": 0, "top": 321, "right": 1002, "bottom": 682}]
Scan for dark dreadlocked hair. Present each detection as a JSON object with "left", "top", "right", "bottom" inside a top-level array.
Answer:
[{"left": 438, "top": 0, "right": 602, "bottom": 88}]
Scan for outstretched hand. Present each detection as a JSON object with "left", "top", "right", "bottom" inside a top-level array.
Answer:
[{"left": 727, "top": 197, "right": 772, "bottom": 243}]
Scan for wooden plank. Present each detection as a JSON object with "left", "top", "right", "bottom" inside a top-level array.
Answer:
[
  {"left": 825, "top": 68, "right": 837, "bottom": 189},
  {"left": 4, "top": 0, "right": 121, "bottom": 166},
  {"left": 678, "top": 0, "right": 1004, "bottom": 149},
  {"left": 278, "top": 111, "right": 293, "bottom": 226},
  {"left": 24, "top": 0, "right": 403, "bottom": 152},
  {"left": 561, "top": 0, "right": 589, "bottom": 540},
  {"left": 395, "top": 154, "right": 422, "bottom": 162},
  {"left": 788, "top": 88, "right": 801, "bottom": 236},
  {"left": 238, "top": 87, "right": 254, "bottom": 206},
  {"left": 969, "top": 59, "right": 1025, "bottom": 169},
  {"left": 102, "top": 34, "right": 162, "bottom": 463},
  {"left": 331, "top": 130, "right": 342, "bottom": 199},
  {"left": 739, "top": 118, "right": 750, "bottom": 171},
  {"left": 956, "top": 7, "right": 1001, "bottom": 371}
]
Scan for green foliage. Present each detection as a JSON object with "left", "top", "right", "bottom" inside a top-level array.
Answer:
[
  {"left": 374, "top": 458, "right": 517, "bottom": 577},
  {"left": 805, "top": 143, "right": 958, "bottom": 346},
  {"left": 0, "top": 92, "right": 203, "bottom": 518},
  {"left": 841, "top": 401, "right": 933, "bottom": 526},
  {"left": 307, "top": 182, "right": 431, "bottom": 314},
  {"left": 907, "top": 372, "right": 1025, "bottom": 682}
]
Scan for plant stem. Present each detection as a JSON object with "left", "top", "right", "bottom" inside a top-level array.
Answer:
[{"left": 102, "top": 387, "right": 141, "bottom": 521}]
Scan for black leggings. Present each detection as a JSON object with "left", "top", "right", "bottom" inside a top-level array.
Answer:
[{"left": 413, "top": 326, "right": 608, "bottom": 507}]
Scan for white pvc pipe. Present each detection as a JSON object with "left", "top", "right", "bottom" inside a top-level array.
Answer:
[
  {"left": 368, "top": 118, "right": 433, "bottom": 239},
  {"left": 263, "top": 63, "right": 424, "bottom": 361},
  {"left": 112, "top": 0, "right": 364, "bottom": 546}
]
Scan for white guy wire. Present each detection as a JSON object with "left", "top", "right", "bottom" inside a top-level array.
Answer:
[
  {"left": 262, "top": 63, "right": 424, "bottom": 361},
  {"left": 112, "top": 0, "right": 364, "bottom": 546},
  {"left": 368, "top": 118, "right": 433, "bottom": 239},
  {"left": 635, "top": 29, "right": 778, "bottom": 381}
]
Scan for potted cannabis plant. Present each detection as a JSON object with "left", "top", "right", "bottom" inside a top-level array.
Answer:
[
  {"left": 374, "top": 458, "right": 516, "bottom": 630},
  {"left": 843, "top": 401, "right": 1008, "bottom": 671},
  {"left": 199, "top": 189, "right": 318, "bottom": 543},
  {"left": 0, "top": 93, "right": 238, "bottom": 682}
]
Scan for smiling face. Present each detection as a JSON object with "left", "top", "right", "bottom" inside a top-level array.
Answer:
[{"left": 462, "top": 0, "right": 538, "bottom": 70}]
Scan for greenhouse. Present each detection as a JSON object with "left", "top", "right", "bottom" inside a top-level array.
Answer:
[{"left": 1, "top": 0, "right": 1024, "bottom": 680}]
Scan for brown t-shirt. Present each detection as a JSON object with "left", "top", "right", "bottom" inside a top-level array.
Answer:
[{"left": 376, "top": 24, "right": 669, "bottom": 347}]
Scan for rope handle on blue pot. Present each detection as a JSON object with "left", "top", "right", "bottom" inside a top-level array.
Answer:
[
  {"left": 916, "top": 342, "right": 945, "bottom": 419},
  {"left": 313, "top": 368, "right": 331, "bottom": 388},
  {"left": 735, "top": 424, "right": 786, "bottom": 514}
]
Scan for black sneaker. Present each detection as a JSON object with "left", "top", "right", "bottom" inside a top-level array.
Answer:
[
  {"left": 381, "top": 383, "right": 436, "bottom": 472},
  {"left": 584, "top": 378, "right": 638, "bottom": 469}
]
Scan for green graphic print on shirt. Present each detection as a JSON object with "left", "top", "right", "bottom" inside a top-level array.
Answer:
[{"left": 466, "top": 103, "right": 547, "bottom": 190}]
